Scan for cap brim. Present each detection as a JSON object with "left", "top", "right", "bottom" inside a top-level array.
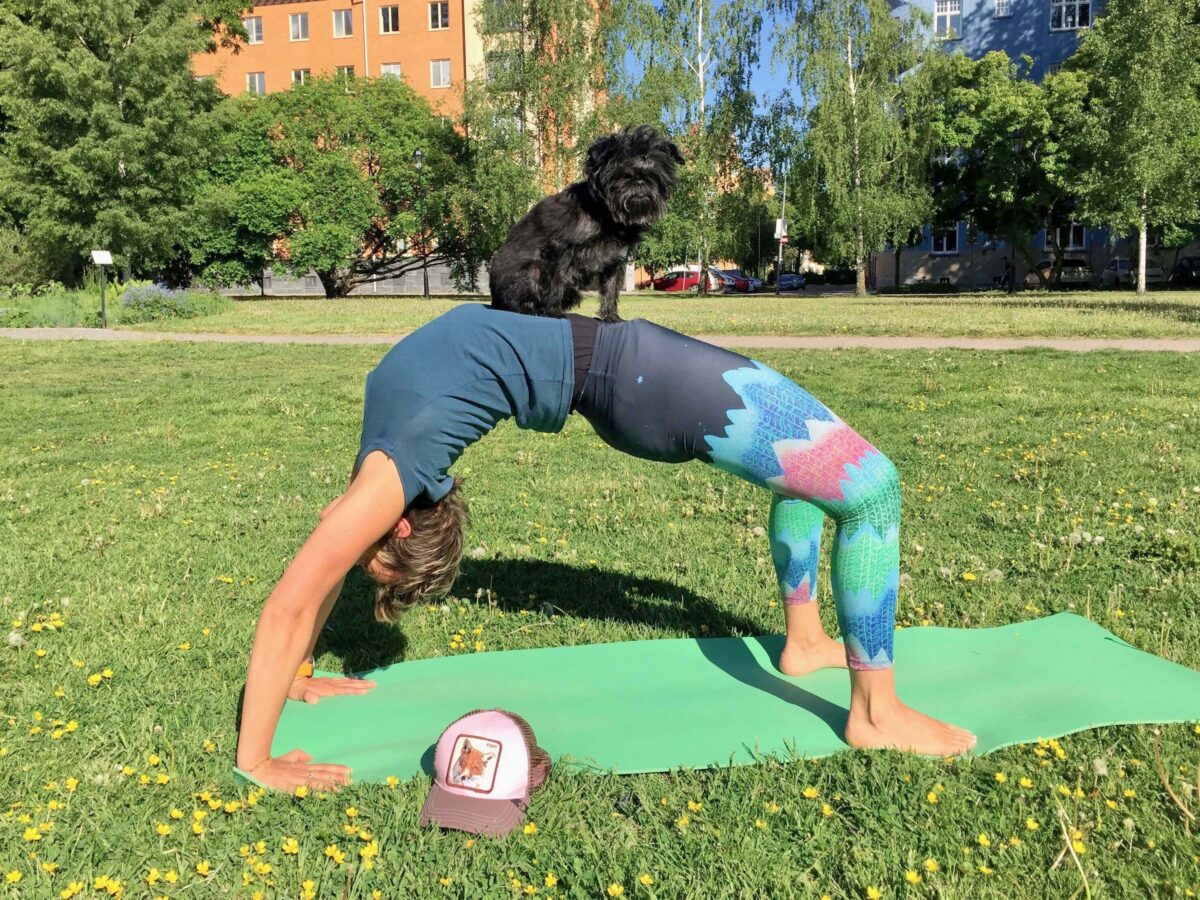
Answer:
[{"left": 419, "top": 783, "right": 527, "bottom": 838}]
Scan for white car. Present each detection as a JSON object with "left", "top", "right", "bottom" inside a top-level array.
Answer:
[{"left": 1101, "top": 257, "right": 1167, "bottom": 288}]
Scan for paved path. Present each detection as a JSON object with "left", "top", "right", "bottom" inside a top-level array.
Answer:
[{"left": 3, "top": 326, "right": 1199, "bottom": 352}]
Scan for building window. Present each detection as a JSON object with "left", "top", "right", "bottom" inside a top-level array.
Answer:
[
  {"left": 934, "top": 0, "right": 962, "bottom": 37},
  {"left": 431, "top": 59, "right": 451, "bottom": 88},
  {"left": 932, "top": 225, "right": 959, "bottom": 254},
  {"left": 244, "top": 16, "right": 263, "bottom": 44},
  {"left": 289, "top": 12, "right": 309, "bottom": 41},
  {"left": 380, "top": 63, "right": 403, "bottom": 78},
  {"left": 335, "top": 65, "right": 355, "bottom": 79},
  {"left": 246, "top": 72, "right": 266, "bottom": 95},
  {"left": 483, "top": 0, "right": 521, "bottom": 32},
  {"left": 995, "top": 0, "right": 1011, "bottom": 15},
  {"left": 1045, "top": 222, "right": 1086, "bottom": 250},
  {"left": 333, "top": 9, "right": 354, "bottom": 37},
  {"left": 291, "top": 68, "right": 311, "bottom": 84},
  {"left": 1051, "top": 0, "right": 1090, "bottom": 29},
  {"left": 486, "top": 50, "right": 517, "bottom": 86},
  {"left": 380, "top": 5, "right": 400, "bottom": 33},
  {"left": 429, "top": 1, "right": 450, "bottom": 29},
  {"left": 303, "top": 274, "right": 318, "bottom": 289}
]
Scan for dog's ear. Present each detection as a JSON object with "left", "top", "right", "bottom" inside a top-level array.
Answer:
[
  {"left": 585, "top": 134, "right": 619, "bottom": 178},
  {"left": 666, "top": 141, "right": 685, "bottom": 166}
]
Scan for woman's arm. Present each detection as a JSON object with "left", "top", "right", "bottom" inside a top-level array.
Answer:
[{"left": 235, "top": 452, "right": 406, "bottom": 791}]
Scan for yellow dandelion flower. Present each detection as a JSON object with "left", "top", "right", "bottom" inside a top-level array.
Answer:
[
  {"left": 977, "top": 833, "right": 991, "bottom": 847},
  {"left": 295, "top": 785, "right": 309, "bottom": 798},
  {"left": 1123, "top": 788, "right": 1136, "bottom": 798},
  {"left": 5, "top": 871, "right": 22, "bottom": 884},
  {"left": 905, "top": 870, "right": 922, "bottom": 885},
  {"left": 961, "top": 572, "right": 977, "bottom": 581},
  {"left": 1018, "top": 777, "right": 1033, "bottom": 788},
  {"left": 764, "top": 801, "right": 780, "bottom": 814},
  {"left": 523, "top": 822, "right": 538, "bottom": 835},
  {"left": 802, "top": 786, "right": 820, "bottom": 799},
  {"left": 821, "top": 803, "right": 834, "bottom": 817},
  {"left": 345, "top": 806, "right": 359, "bottom": 817},
  {"left": 155, "top": 823, "right": 171, "bottom": 836},
  {"left": 545, "top": 873, "right": 559, "bottom": 887},
  {"left": 41, "top": 862, "right": 58, "bottom": 874},
  {"left": 386, "top": 776, "right": 399, "bottom": 788},
  {"left": 994, "top": 772, "right": 1008, "bottom": 783},
  {"left": 639, "top": 873, "right": 654, "bottom": 886},
  {"left": 754, "top": 818, "right": 768, "bottom": 829},
  {"left": 22, "top": 827, "right": 41, "bottom": 841},
  {"left": 1025, "top": 818, "right": 1040, "bottom": 831},
  {"left": 688, "top": 800, "right": 704, "bottom": 812},
  {"left": 282, "top": 837, "right": 299, "bottom": 854},
  {"left": 61, "top": 880, "right": 85, "bottom": 898},
  {"left": 866, "top": 887, "right": 883, "bottom": 899},
  {"left": 223, "top": 800, "right": 241, "bottom": 813},
  {"left": 523, "top": 885, "right": 538, "bottom": 895},
  {"left": 87, "top": 674, "right": 102, "bottom": 687},
  {"left": 164, "top": 870, "right": 179, "bottom": 884},
  {"left": 607, "top": 884, "right": 625, "bottom": 897},
  {"left": 926, "top": 791, "right": 939, "bottom": 804},
  {"left": 196, "top": 861, "right": 211, "bottom": 876},
  {"left": 978, "top": 865, "right": 994, "bottom": 875},
  {"left": 923, "top": 858, "right": 939, "bottom": 873},
  {"left": 1072, "top": 840, "right": 1086, "bottom": 854}
]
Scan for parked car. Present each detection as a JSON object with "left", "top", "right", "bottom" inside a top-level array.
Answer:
[
  {"left": 650, "top": 268, "right": 722, "bottom": 293},
  {"left": 777, "top": 272, "right": 807, "bottom": 291},
  {"left": 1171, "top": 256, "right": 1200, "bottom": 288},
  {"left": 1100, "top": 257, "right": 1167, "bottom": 288},
  {"left": 1024, "top": 258, "right": 1093, "bottom": 288},
  {"left": 704, "top": 267, "right": 739, "bottom": 293},
  {"left": 722, "top": 268, "right": 760, "bottom": 292}
]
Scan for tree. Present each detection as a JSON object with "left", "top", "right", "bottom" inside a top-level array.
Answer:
[
  {"left": 921, "top": 51, "right": 1077, "bottom": 292},
  {"left": 0, "top": 0, "right": 245, "bottom": 284},
  {"left": 770, "top": 0, "right": 933, "bottom": 295},
  {"left": 1053, "top": 0, "right": 1200, "bottom": 293},
  {"left": 194, "top": 77, "right": 484, "bottom": 298}
]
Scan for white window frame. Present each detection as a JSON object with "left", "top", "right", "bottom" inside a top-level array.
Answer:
[
  {"left": 291, "top": 68, "right": 311, "bottom": 85},
  {"left": 431, "top": 59, "right": 451, "bottom": 88},
  {"left": 380, "top": 63, "right": 403, "bottom": 78},
  {"left": 244, "top": 16, "right": 263, "bottom": 44},
  {"left": 1050, "top": 0, "right": 1091, "bottom": 30},
  {"left": 289, "top": 12, "right": 309, "bottom": 41},
  {"left": 380, "top": 5, "right": 400, "bottom": 33},
  {"left": 246, "top": 72, "right": 266, "bottom": 95},
  {"left": 429, "top": 1, "right": 450, "bottom": 30},
  {"left": 335, "top": 65, "right": 356, "bottom": 79},
  {"left": 1045, "top": 222, "right": 1086, "bottom": 251},
  {"left": 934, "top": 0, "right": 962, "bottom": 37},
  {"left": 333, "top": 9, "right": 354, "bottom": 38},
  {"left": 932, "top": 225, "right": 960, "bottom": 255},
  {"left": 995, "top": 0, "right": 1011, "bottom": 16}
]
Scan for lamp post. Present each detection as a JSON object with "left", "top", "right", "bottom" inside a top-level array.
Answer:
[{"left": 412, "top": 148, "right": 430, "bottom": 299}]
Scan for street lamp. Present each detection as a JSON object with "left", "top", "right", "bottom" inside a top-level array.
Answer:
[{"left": 412, "top": 148, "right": 430, "bottom": 299}]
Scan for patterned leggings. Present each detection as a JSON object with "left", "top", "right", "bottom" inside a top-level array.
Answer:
[{"left": 575, "top": 319, "right": 901, "bottom": 670}]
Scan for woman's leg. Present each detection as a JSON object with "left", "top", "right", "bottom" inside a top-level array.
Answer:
[
  {"left": 704, "top": 362, "right": 975, "bottom": 754},
  {"left": 769, "top": 496, "right": 847, "bottom": 675}
]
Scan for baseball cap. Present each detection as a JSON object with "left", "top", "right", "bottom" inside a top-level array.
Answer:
[{"left": 419, "top": 709, "right": 551, "bottom": 837}]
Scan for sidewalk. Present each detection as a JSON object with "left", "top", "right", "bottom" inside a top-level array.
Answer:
[{"left": 3, "top": 326, "right": 1200, "bottom": 352}]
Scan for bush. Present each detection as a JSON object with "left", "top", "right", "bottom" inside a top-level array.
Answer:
[
  {"left": 0, "top": 282, "right": 232, "bottom": 327},
  {"left": 116, "top": 283, "right": 231, "bottom": 324}
]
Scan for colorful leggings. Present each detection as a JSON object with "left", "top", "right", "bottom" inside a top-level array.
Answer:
[{"left": 574, "top": 318, "right": 901, "bottom": 669}]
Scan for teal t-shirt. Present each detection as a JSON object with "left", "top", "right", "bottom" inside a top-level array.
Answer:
[{"left": 356, "top": 304, "right": 574, "bottom": 510}]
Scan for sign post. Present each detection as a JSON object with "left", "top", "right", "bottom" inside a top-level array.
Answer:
[
  {"left": 774, "top": 167, "right": 788, "bottom": 296},
  {"left": 91, "top": 250, "right": 113, "bottom": 328}
]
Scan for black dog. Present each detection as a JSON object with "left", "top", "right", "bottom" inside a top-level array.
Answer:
[{"left": 488, "top": 125, "right": 684, "bottom": 322}]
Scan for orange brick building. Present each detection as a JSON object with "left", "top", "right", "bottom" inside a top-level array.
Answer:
[{"left": 191, "top": 0, "right": 489, "bottom": 115}]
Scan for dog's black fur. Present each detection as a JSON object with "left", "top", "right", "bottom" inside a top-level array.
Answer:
[{"left": 488, "top": 125, "right": 684, "bottom": 322}]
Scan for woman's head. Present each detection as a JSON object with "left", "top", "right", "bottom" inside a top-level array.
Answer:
[{"left": 366, "top": 478, "right": 470, "bottom": 623}]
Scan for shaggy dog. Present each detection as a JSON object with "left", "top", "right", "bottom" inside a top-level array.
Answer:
[{"left": 488, "top": 125, "right": 684, "bottom": 322}]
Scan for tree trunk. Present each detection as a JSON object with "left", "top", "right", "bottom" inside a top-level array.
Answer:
[
  {"left": 847, "top": 34, "right": 867, "bottom": 298},
  {"left": 894, "top": 245, "right": 901, "bottom": 289},
  {"left": 317, "top": 269, "right": 350, "bottom": 299},
  {"left": 1137, "top": 192, "right": 1148, "bottom": 295}
]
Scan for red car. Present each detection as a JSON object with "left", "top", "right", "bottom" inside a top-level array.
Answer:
[
  {"left": 651, "top": 269, "right": 721, "bottom": 292},
  {"left": 717, "top": 269, "right": 751, "bottom": 292}
]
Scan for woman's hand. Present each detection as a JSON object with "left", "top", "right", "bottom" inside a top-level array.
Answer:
[
  {"left": 245, "top": 749, "right": 352, "bottom": 793},
  {"left": 288, "top": 674, "right": 378, "bottom": 705}
]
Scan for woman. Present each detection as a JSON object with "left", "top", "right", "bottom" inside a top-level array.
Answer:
[{"left": 236, "top": 303, "right": 975, "bottom": 793}]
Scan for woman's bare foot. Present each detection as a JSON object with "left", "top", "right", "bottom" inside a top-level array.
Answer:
[
  {"left": 844, "top": 668, "right": 977, "bottom": 756},
  {"left": 778, "top": 636, "right": 848, "bottom": 677}
]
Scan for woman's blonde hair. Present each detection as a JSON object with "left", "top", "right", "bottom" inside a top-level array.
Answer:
[{"left": 372, "top": 478, "right": 470, "bottom": 623}]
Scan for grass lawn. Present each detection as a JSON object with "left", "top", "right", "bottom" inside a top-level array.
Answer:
[
  {"left": 2, "top": 340, "right": 1198, "bottom": 898},
  {"left": 119, "top": 290, "right": 1200, "bottom": 339}
]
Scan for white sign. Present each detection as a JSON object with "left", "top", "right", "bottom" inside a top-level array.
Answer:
[
  {"left": 774, "top": 218, "right": 787, "bottom": 240},
  {"left": 91, "top": 250, "right": 113, "bottom": 265}
]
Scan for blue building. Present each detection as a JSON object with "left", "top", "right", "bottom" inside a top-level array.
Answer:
[{"left": 874, "top": 0, "right": 1138, "bottom": 289}]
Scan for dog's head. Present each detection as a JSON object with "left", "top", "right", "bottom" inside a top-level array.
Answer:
[{"left": 584, "top": 125, "right": 685, "bottom": 227}]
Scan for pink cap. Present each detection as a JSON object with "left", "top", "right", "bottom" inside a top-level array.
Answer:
[{"left": 419, "top": 709, "right": 550, "bottom": 837}]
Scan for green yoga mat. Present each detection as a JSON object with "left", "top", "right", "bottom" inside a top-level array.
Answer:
[{"left": 243, "top": 613, "right": 1200, "bottom": 785}]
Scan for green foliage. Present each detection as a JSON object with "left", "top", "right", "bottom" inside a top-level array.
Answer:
[
  {"left": 770, "top": 0, "right": 934, "bottom": 294},
  {"left": 0, "top": 0, "right": 246, "bottom": 284},
  {"left": 193, "top": 77, "right": 477, "bottom": 298},
  {"left": 1053, "top": 0, "right": 1200, "bottom": 291},
  {"left": 0, "top": 282, "right": 231, "bottom": 326}
]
